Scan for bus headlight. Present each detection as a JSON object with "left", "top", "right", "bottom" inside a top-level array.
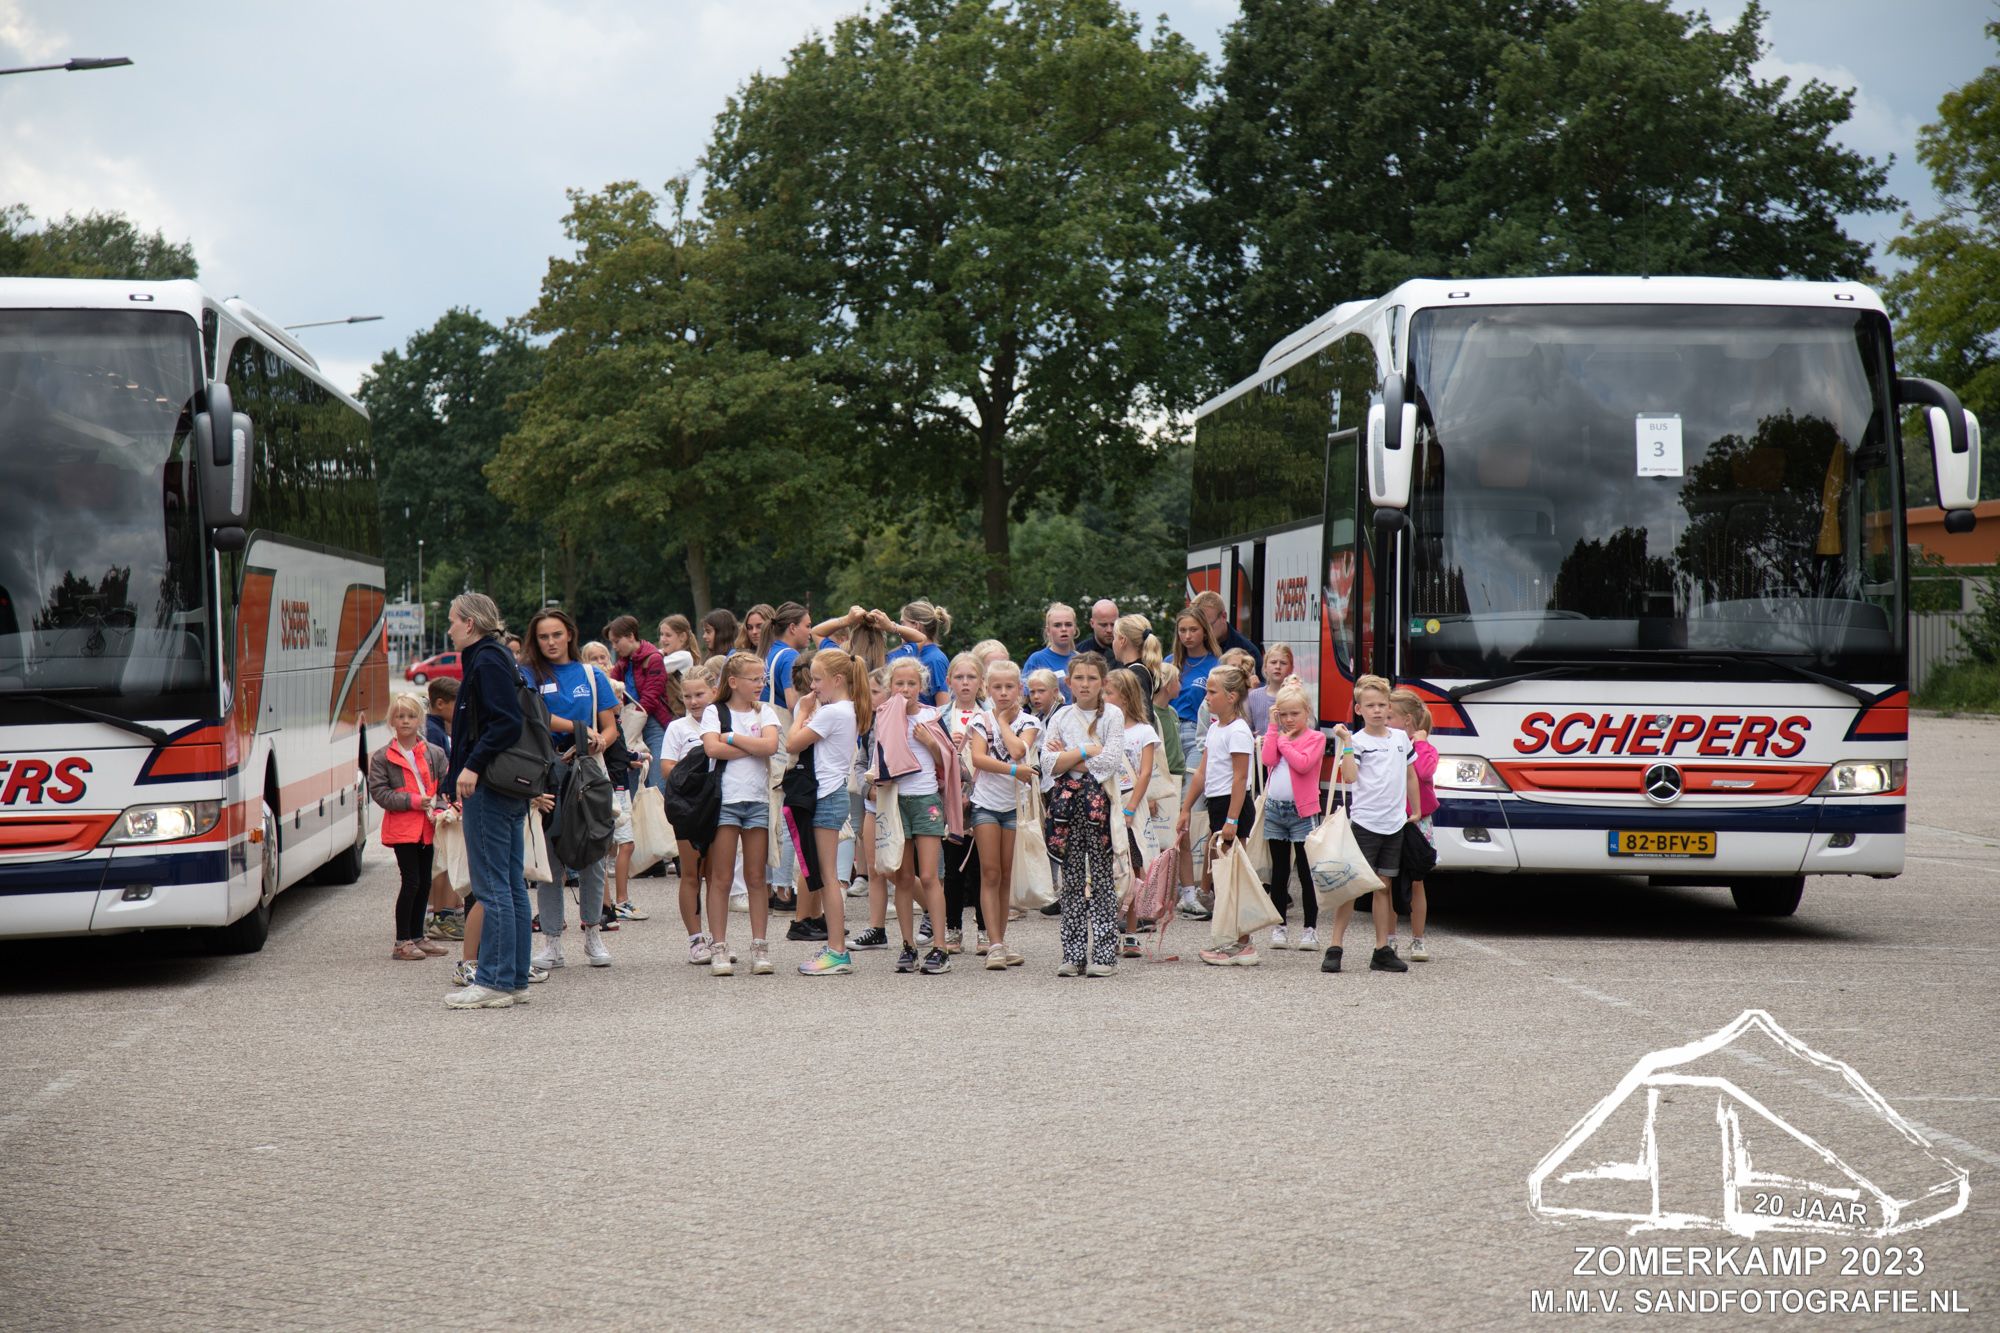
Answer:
[
  {"left": 1813, "top": 761, "right": 1904, "bottom": 795},
  {"left": 1435, "top": 756, "right": 1511, "bottom": 791},
  {"left": 100, "top": 801, "right": 222, "bottom": 844}
]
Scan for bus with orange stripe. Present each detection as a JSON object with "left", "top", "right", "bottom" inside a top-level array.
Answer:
[
  {"left": 1189, "top": 277, "right": 1980, "bottom": 916},
  {"left": 0, "top": 278, "right": 384, "bottom": 950}
]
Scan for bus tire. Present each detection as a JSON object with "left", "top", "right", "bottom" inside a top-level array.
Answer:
[
  {"left": 1730, "top": 876, "right": 1804, "bottom": 917},
  {"left": 210, "top": 802, "right": 280, "bottom": 954}
]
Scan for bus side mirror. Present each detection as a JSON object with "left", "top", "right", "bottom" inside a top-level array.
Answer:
[
  {"left": 1898, "top": 376, "right": 1979, "bottom": 525},
  {"left": 1367, "top": 372, "right": 1418, "bottom": 509},
  {"left": 194, "top": 380, "right": 254, "bottom": 548}
]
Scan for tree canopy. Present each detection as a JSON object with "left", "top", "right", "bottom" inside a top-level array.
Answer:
[{"left": 0, "top": 204, "right": 198, "bottom": 280}]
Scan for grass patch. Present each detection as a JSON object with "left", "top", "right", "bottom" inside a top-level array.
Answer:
[{"left": 1914, "top": 658, "right": 2000, "bottom": 714}]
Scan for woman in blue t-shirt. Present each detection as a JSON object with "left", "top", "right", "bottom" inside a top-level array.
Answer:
[
  {"left": 523, "top": 609, "right": 618, "bottom": 970},
  {"left": 760, "top": 602, "right": 811, "bottom": 709},
  {"left": 1170, "top": 609, "right": 1221, "bottom": 752},
  {"left": 881, "top": 599, "right": 953, "bottom": 707}
]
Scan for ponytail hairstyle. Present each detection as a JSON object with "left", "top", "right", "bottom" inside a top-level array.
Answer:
[
  {"left": 700, "top": 608, "right": 739, "bottom": 657},
  {"left": 683, "top": 661, "right": 720, "bottom": 694},
  {"left": 1388, "top": 685, "right": 1433, "bottom": 733},
  {"left": 1069, "top": 650, "right": 1109, "bottom": 740},
  {"left": 764, "top": 600, "right": 808, "bottom": 656},
  {"left": 1172, "top": 609, "right": 1219, "bottom": 666},
  {"left": 450, "top": 592, "right": 504, "bottom": 640},
  {"left": 741, "top": 603, "right": 776, "bottom": 654},
  {"left": 900, "top": 599, "right": 952, "bottom": 647},
  {"left": 847, "top": 620, "right": 888, "bottom": 673},
  {"left": 1104, "top": 667, "right": 1149, "bottom": 733},
  {"left": 1114, "top": 613, "right": 1162, "bottom": 678},
  {"left": 1206, "top": 663, "right": 1250, "bottom": 718},
  {"left": 816, "top": 647, "right": 873, "bottom": 734}
]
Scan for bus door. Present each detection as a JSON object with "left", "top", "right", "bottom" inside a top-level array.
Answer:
[{"left": 1224, "top": 540, "right": 1265, "bottom": 649}]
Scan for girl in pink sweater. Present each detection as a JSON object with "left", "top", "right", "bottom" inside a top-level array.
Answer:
[
  {"left": 1390, "top": 689, "right": 1440, "bottom": 961},
  {"left": 1259, "top": 681, "right": 1327, "bottom": 949}
]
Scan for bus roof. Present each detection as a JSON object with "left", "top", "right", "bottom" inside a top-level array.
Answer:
[{"left": 1211, "top": 274, "right": 1889, "bottom": 419}]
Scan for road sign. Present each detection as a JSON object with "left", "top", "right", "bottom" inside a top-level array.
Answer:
[{"left": 384, "top": 602, "right": 423, "bottom": 636}]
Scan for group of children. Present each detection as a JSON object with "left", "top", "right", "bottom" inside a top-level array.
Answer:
[{"left": 370, "top": 600, "right": 1443, "bottom": 982}]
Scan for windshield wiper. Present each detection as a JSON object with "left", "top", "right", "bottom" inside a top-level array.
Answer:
[
  {"left": 1665, "top": 652, "right": 1876, "bottom": 705},
  {"left": 0, "top": 691, "right": 172, "bottom": 746},
  {"left": 1446, "top": 665, "right": 1587, "bottom": 703}
]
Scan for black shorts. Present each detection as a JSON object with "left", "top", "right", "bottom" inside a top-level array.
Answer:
[
  {"left": 1206, "top": 795, "right": 1256, "bottom": 844},
  {"left": 1352, "top": 823, "right": 1403, "bottom": 878}
]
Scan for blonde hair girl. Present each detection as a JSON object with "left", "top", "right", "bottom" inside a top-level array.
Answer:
[
  {"left": 1175, "top": 663, "right": 1260, "bottom": 965},
  {"left": 964, "top": 657, "right": 1038, "bottom": 968},
  {"left": 699, "top": 652, "right": 782, "bottom": 975},
  {"left": 1260, "top": 678, "right": 1325, "bottom": 951},
  {"left": 884, "top": 656, "right": 954, "bottom": 971},
  {"left": 1025, "top": 667, "right": 1061, "bottom": 721},
  {"left": 665, "top": 663, "right": 719, "bottom": 960},
  {"left": 789, "top": 648, "right": 871, "bottom": 975}
]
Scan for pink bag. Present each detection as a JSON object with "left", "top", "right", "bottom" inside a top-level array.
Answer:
[{"left": 1134, "top": 845, "right": 1180, "bottom": 962}]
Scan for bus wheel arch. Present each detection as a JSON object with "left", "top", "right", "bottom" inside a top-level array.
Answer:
[{"left": 207, "top": 780, "right": 278, "bottom": 954}]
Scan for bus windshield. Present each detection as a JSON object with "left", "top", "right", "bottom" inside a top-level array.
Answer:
[
  {"left": 1404, "top": 303, "right": 1905, "bottom": 683},
  {"left": 0, "top": 309, "right": 212, "bottom": 705}
]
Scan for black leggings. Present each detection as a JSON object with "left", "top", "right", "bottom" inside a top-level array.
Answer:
[
  {"left": 943, "top": 834, "right": 986, "bottom": 931},
  {"left": 1266, "top": 840, "right": 1318, "bottom": 927},
  {"left": 392, "top": 843, "right": 434, "bottom": 941}
]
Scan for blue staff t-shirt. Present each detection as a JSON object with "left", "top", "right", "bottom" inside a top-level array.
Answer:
[
  {"left": 1022, "top": 645, "right": 1076, "bottom": 702},
  {"left": 1171, "top": 653, "right": 1218, "bottom": 724},
  {"left": 764, "top": 642, "right": 799, "bottom": 705}
]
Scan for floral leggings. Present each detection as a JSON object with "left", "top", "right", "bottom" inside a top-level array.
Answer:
[{"left": 1058, "top": 844, "right": 1119, "bottom": 966}]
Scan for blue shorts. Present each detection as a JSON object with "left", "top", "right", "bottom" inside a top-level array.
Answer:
[
  {"left": 1262, "top": 797, "right": 1316, "bottom": 843},
  {"left": 718, "top": 799, "right": 769, "bottom": 831},
  {"left": 812, "top": 788, "right": 850, "bottom": 831},
  {"left": 971, "top": 805, "right": 1017, "bottom": 830}
]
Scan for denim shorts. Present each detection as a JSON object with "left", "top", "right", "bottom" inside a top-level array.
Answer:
[
  {"left": 898, "top": 793, "right": 947, "bottom": 838},
  {"left": 971, "top": 805, "right": 1017, "bottom": 830},
  {"left": 812, "top": 788, "right": 850, "bottom": 832},
  {"left": 718, "top": 799, "right": 769, "bottom": 830},
  {"left": 1262, "top": 796, "right": 1315, "bottom": 843}
]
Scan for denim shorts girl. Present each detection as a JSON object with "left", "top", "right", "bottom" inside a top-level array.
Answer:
[{"left": 1261, "top": 796, "right": 1315, "bottom": 843}]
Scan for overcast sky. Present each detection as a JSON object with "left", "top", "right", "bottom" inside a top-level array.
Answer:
[{"left": 2, "top": 0, "right": 1990, "bottom": 394}]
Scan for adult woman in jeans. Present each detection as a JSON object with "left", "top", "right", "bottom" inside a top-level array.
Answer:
[
  {"left": 443, "top": 593, "right": 532, "bottom": 1010},
  {"left": 522, "top": 609, "right": 618, "bottom": 972}
]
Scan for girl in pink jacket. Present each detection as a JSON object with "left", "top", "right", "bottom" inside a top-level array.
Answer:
[{"left": 1259, "top": 681, "right": 1327, "bottom": 949}]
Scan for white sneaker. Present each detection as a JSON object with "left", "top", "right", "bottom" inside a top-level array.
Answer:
[
  {"left": 915, "top": 914, "right": 934, "bottom": 946},
  {"left": 453, "top": 960, "right": 477, "bottom": 986},
  {"left": 532, "top": 938, "right": 565, "bottom": 970},
  {"left": 751, "top": 939, "right": 774, "bottom": 975},
  {"left": 710, "top": 940, "right": 736, "bottom": 976},
  {"left": 444, "top": 984, "right": 514, "bottom": 1009},
  {"left": 688, "top": 933, "right": 712, "bottom": 964},
  {"left": 1298, "top": 927, "right": 1319, "bottom": 951},
  {"left": 1270, "top": 924, "right": 1289, "bottom": 950},
  {"left": 583, "top": 929, "right": 612, "bottom": 967},
  {"left": 729, "top": 892, "right": 749, "bottom": 914},
  {"left": 845, "top": 875, "right": 869, "bottom": 899},
  {"left": 1409, "top": 936, "right": 1431, "bottom": 961}
]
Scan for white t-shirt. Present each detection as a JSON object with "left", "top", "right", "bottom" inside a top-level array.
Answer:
[
  {"left": 701, "top": 702, "right": 781, "bottom": 805},
  {"left": 1121, "top": 721, "right": 1161, "bottom": 795},
  {"left": 1266, "top": 735, "right": 1293, "bottom": 804},
  {"left": 800, "top": 700, "right": 857, "bottom": 800},
  {"left": 1349, "top": 727, "right": 1414, "bottom": 835},
  {"left": 897, "top": 706, "right": 943, "bottom": 795},
  {"left": 1203, "top": 717, "right": 1256, "bottom": 799},
  {"left": 663, "top": 715, "right": 706, "bottom": 765},
  {"left": 969, "top": 710, "right": 1039, "bottom": 811}
]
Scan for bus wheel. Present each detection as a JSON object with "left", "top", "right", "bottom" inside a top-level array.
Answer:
[
  {"left": 1730, "top": 876, "right": 1804, "bottom": 917},
  {"left": 210, "top": 802, "right": 279, "bottom": 953},
  {"left": 320, "top": 798, "right": 366, "bottom": 885}
]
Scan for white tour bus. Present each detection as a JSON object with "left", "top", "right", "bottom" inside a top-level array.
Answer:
[
  {"left": 0, "top": 278, "right": 385, "bottom": 950},
  {"left": 1189, "top": 276, "right": 1980, "bottom": 915}
]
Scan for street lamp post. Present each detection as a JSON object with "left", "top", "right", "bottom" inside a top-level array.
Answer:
[
  {"left": 416, "top": 539, "right": 425, "bottom": 656},
  {"left": 0, "top": 56, "right": 133, "bottom": 77}
]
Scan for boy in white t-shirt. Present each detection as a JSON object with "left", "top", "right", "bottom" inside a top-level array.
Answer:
[{"left": 1325, "top": 673, "right": 1412, "bottom": 974}]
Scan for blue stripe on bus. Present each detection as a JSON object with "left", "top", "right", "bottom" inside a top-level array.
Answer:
[
  {"left": 1433, "top": 798, "right": 1902, "bottom": 836},
  {"left": 0, "top": 850, "right": 232, "bottom": 896}
]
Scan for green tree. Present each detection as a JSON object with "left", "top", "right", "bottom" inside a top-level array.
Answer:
[
  {"left": 1885, "top": 22, "right": 2000, "bottom": 507},
  {"left": 1190, "top": 0, "right": 1896, "bottom": 388},
  {"left": 489, "top": 179, "right": 852, "bottom": 619},
  {"left": 0, "top": 204, "right": 197, "bottom": 279},
  {"left": 359, "top": 310, "right": 542, "bottom": 614},
  {"left": 702, "top": 0, "right": 1205, "bottom": 600}
]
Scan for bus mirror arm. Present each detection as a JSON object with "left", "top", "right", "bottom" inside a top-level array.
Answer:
[
  {"left": 194, "top": 381, "right": 255, "bottom": 544},
  {"left": 1898, "top": 376, "right": 1980, "bottom": 523}
]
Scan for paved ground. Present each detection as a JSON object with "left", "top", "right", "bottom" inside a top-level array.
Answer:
[{"left": 2, "top": 717, "right": 1996, "bottom": 1331}]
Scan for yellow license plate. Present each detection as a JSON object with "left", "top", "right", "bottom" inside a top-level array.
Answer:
[{"left": 1610, "top": 830, "right": 1716, "bottom": 857}]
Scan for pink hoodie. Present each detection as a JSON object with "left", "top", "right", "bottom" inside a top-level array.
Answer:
[
  {"left": 1411, "top": 738, "right": 1439, "bottom": 818},
  {"left": 873, "top": 694, "right": 967, "bottom": 837},
  {"left": 1261, "top": 727, "right": 1328, "bottom": 817}
]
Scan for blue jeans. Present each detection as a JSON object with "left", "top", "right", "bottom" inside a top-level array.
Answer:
[
  {"left": 465, "top": 784, "right": 530, "bottom": 992},
  {"left": 642, "top": 716, "right": 668, "bottom": 793}
]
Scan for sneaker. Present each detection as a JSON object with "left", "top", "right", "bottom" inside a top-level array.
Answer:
[
  {"left": 453, "top": 959, "right": 477, "bottom": 986},
  {"left": 1003, "top": 943, "right": 1025, "bottom": 968},
  {"left": 710, "top": 941, "right": 736, "bottom": 976},
  {"left": 976, "top": 930, "right": 991, "bottom": 956},
  {"left": 1409, "top": 936, "right": 1431, "bottom": 961},
  {"left": 799, "top": 947, "right": 854, "bottom": 976},
  {"left": 1321, "top": 946, "right": 1343, "bottom": 974},
  {"left": 985, "top": 944, "right": 1009, "bottom": 971},
  {"left": 729, "top": 892, "right": 749, "bottom": 914},
  {"left": 427, "top": 912, "right": 464, "bottom": 941},
  {"left": 1178, "top": 889, "right": 1211, "bottom": 920},
  {"left": 943, "top": 928, "right": 963, "bottom": 954},
  {"left": 389, "top": 940, "right": 425, "bottom": 960},
  {"left": 1057, "top": 960, "right": 1084, "bottom": 977},
  {"left": 920, "top": 946, "right": 951, "bottom": 975},
  {"left": 444, "top": 984, "right": 514, "bottom": 1009},
  {"left": 1120, "top": 934, "right": 1142, "bottom": 959},
  {"left": 1370, "top": 945, "right": 1409, "bottom": 973},
  {"left": 1270, "top": 924, "right": 1289, "bottom": 950},
  {"left": 786, "top": 917, "right": 829, "bottom": 943},
  {"left": 895, "top": 944, "right": 919, "bottom": 973},
  {"left": 598, "top": 909, "right": 620, "bottom": 931},
  {"left": 1198, "top": 941, "right": 1260, "bottom": 967},
  {"left": 583, "top": 929, "right": 612, "bottom": 967},
  {"left": 1299, "top": 927, "right": 1319, "bottom": 951},
  {"left": 526, "top": 964, "right": 549, "bottom": 984},
  {"left": 510, "top": 987, "right": 531, "bottom": 1004},
  {"left": 769, "top": 891, "right": 795, "bottom": 914},
  {"left": 531, "top": 913, "right": 541, "bottom": 933},
  {"left": 616, "top": 901, "right": 649, "bottom": 921},
  {"left": 1086, "top": 961, "right": 1116, "bottom": 978},
  {"left": 845, "top": 876, "right": 869, "bottom": 899},
  {"left": 689, "top": 933, "right": 713, "bottom": 964},
  {"left": 531, "top": 939, "right": 565, "bottom": 971},
  {"left": 1038, "top": 902, "right": 1062, "bottom": 917},
  {"left": 848, "top": 926, "right": 890, "bottom": 951},
  {"left": 915, "top": 915, "right": 934, "bottom": 946},
  {"left": 751, "top": 940, "right": 774, "bottom": 975}
]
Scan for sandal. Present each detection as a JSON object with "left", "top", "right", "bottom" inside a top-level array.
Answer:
[
  {"left": 391, "top": 941, "right": 428, "bottom": 961},
  {"left": 416, "top": 939, "right": 449, "bottom": 957}
]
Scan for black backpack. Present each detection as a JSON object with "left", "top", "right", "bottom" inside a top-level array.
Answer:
[
  {"left": 550, "top": 755, "right": 617, "bottom": 867},
  {"left": 466, "top": 643, "right": 556, "bottom": 800},
  {"left": 781, "top": 741, "right": 817, "bottom": 814},
  {"left": 665, "top": 748, "right": 722, "bottom": 851}
]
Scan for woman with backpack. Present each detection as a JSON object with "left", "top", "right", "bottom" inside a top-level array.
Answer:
[{"left": 523, "top": 609, "right": 619, "bottom": 973}]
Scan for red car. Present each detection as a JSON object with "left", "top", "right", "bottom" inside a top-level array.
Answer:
[{"left": 403, "top": 651, "right": 463, "bottom": 685}]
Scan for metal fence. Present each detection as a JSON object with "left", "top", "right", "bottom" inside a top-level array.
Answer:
[{"left": 1912, "top": 611, "right": 1971, "bottom": 693}]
